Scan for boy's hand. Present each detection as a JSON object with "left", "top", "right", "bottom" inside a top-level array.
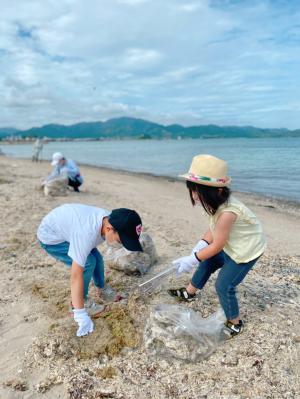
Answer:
[
  {"left": 73, "top": 308, "right": 94, "bottom": 337},
  {"left": 172, "top": 254, "right": 199, "bottom": 275}
]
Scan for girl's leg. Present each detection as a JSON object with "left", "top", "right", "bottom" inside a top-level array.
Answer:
[
  {"left": 215, "top": 254, "right": 258, "bottom": 321},
  {"left": 188, "top": 252, "right": 225, "bottom": 293},
  {"left": 90, "top": 248, "right": 105, "bottom": 289},
  {"left": 168, "top": 252, "right": 225, "bottom": 300}
]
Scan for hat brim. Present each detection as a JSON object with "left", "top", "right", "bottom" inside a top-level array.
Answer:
[
  {"left": 51, "top": 160, "right": 59, "bottom": 166},
  {"left": 179, "top": 173, "right": 231, "bottom": 187},
  {"left": 119, "top": 233, "right": 143, "bottom": 252}
]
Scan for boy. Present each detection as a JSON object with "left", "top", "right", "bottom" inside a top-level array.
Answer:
[{"left": 37, "top": 204, "right": 143, "bottom": 337}]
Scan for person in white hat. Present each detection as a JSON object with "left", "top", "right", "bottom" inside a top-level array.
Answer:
[
  {"left": 46, "top": 152, "right": 83, "bottom": 192},
  {"left": 168, "top": 154, "right": 266, "bottom": 337}
]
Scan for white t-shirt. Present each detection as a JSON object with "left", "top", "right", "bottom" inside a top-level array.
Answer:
[
  {"left": 47, "top": 159, "right": 83, "bottom": 183},
  {"left": 37, "top": 204, "right": 110, "bottom": 267}
]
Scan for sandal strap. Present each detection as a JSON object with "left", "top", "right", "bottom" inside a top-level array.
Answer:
[
  {"left": 181, "top": 289, "right": 191, "bottom": 299},
  {"left": 169, "top": 287, "right": 195, "bottom": 299}
]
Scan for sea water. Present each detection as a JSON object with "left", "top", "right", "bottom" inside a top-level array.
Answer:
[{"left": 2, "top": 137, "right": 299, "bottom": 202}]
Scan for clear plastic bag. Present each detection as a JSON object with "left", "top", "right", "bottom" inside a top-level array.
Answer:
[
  {"left": 44, "top": 173, "right": 68, "bottom": 196},
  {"left": 144, "top": 304, "right": 226, "bottom": 361},
  {"left": 103, "top": 233, "right": 157, "bottom": 275}
]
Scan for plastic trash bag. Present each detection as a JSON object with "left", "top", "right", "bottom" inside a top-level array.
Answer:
[
  {"left": 44, "top": 173, "right": 68, "bottom": 196},
  {"left": 144, "top": 304, "right": 226, "bottom": 362},
  {"left": 103, "top": 232, "right": 157, "bottom": 275}
]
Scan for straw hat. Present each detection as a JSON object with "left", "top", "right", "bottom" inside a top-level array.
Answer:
[{"left": 179, "top": 154, "right": 231, "bottom": 187}]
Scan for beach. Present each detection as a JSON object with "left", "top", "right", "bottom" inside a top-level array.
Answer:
[{"left": 0, "top": 156, "right": 299, "bottom": 399}]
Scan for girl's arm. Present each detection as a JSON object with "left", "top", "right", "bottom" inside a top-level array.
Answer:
[
  {"left": 195, "top": 212, "right": 237, "bottom": 261},
  {"left": 202, "top": 229, "right": 214, "bottom": 244}
]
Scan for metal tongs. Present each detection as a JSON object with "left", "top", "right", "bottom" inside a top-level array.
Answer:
[{"left": 138, "top": 264, "right": 177, "bottom": 294}]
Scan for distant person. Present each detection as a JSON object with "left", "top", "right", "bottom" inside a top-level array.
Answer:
[
  {"left": 168, "top": 154, "right": 266, "bottom": 338},
  {"left": 32, "top": 138, "right": 43, "bottom": 162},
  {"left": 46, "top": 152, "right": 83, "bottom": 192},
  {"left": 37, "top": 204, "right": 143, "bottom": 337}
]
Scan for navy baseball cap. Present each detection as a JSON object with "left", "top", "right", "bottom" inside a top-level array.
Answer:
[{"left": 109, "top": 208, "right": 143, "bottom": 252}]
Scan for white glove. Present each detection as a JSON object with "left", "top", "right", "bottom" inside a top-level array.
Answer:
[
  {"left": 73, "top": 308, "right": 94, "bottom": 337},
  {"left": 172, "top": 253, "right": 200, "bottom": 275},
  {"left": 191, "top": 239, "right": 209, "bottom": 255}
]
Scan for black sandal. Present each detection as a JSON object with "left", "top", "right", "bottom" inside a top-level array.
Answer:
[{"left": 167, "top": 287, "right": 196, "bottom": 302}]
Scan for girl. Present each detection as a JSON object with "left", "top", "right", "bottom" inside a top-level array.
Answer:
[{"left": 168, "top": 154, "right": 266, "bottom": 337}]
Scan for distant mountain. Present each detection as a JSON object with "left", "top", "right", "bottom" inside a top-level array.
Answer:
[
  {"left": 0, "top": 127, "right": 19, "bottom": 138},
  {"left": 1, "top": 117, "right": 299, "bottom": 139}
]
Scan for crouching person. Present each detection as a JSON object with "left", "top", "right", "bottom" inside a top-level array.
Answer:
[
  {"left": 47, "top": 152, "right": 83, "bottom": 192},
  {"left": 37, "top": 204, "right": 143, "bottom": 337}
]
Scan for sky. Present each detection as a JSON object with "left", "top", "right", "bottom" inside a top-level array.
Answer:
[{"left": 1, "top": 0, "right": 300, "bottom": 130}]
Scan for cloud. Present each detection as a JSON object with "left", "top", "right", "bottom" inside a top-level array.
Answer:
[
  {"left": 177, "top": 3, "right": 206, "bottom": 12},
  {"left": 0, "top": 0, "right": 300, "bottom": 129},
  {"left": 117, "top": 0, "right": 149, "bottom": 5},
  {"left": 122, "top": 48, "right": 163, "bottom": 68}
]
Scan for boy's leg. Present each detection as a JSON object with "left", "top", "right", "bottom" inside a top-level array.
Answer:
[
  {"left": 39, "top": 241, "right": 72, "bottom": 266},
  {"left": 90, "top": 248, "right": 105, "bottom": 290},
  {"left": 83, "top": 252, "right": 98, "bottom": 299},
  {"left": 215, "top": 255, "right": 258, "bottom": 320},
  {"left": 40, "top": 241, "right": 103, "bottom": 300},
  {"left": 191, "top": 252, "right": 225, "bottom": 289}
]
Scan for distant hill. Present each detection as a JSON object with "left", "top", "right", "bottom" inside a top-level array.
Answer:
[
  {"left": 0, "top": 127, "right": 19, "bottom": 138},
  {"left": 1, "top": 117, "right": 299, "bottom": 139}
]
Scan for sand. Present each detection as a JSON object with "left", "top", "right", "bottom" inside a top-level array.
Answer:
[{"left": 0, "top": 156, "right": 299, "bottom": 399}]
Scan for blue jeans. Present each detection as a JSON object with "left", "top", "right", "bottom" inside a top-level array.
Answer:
[
  {"left": 39, "top": 241, "right": 105, "bottom": 299},
  {"left": 191, "top": 251, "right": 259, "bottom": 320}
]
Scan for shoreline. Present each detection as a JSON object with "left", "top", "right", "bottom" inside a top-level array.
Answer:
[
  {"left": 80, "top": 162, "right": 300, "bottom": 211},
  {"left": 2, "top": 136, "right": 299, "bottom": 144},
  {"left": 2, "top": 153, "right": 300, "bottom": 212},
  {"left": 80, "top": 162, "right": 300, "bottom": 217}
]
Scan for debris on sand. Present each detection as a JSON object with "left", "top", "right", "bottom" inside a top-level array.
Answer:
[
  {"left": 3, "top": 379, "right": 28, "bottom": 391},
  {"left": 27, "top": 302, "right": 139, "bottom": 366}
]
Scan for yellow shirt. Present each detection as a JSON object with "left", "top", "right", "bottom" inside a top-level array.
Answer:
[{"left": 209, "top": 196, "right": 266, "bottom": 263}]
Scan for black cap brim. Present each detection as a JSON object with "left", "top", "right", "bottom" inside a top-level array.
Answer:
[{"left": 119, "top": 232, "right": 143, "bottom": 252}]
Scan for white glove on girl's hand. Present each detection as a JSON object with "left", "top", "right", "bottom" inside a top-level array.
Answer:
[
  {"left": 172, "top": 254, "right": 199, "bottom": 275},
  {"left": 73, "top": 308, "right": 94, "bottom": 337},
  {"left": 191, "top": 239, "right": 209, "bottom": 255}
]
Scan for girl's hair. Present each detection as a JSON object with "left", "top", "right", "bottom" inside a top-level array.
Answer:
[{"left": 186, "top": 180, "right": 231, "bottom": 215}]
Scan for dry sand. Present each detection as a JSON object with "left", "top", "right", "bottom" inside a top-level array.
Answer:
[{"left": 0, "top": 156, "right": 299, "bottom": 399}]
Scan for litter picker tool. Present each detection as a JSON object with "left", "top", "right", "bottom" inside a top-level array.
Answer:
[{"left": 138, "top": 264, "right": 177, "bottom": 294}]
